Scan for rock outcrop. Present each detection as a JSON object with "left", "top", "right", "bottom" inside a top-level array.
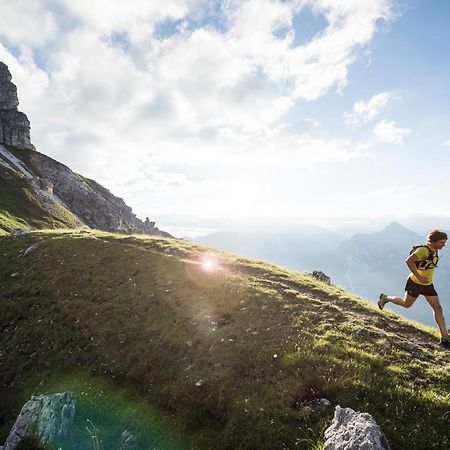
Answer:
[
  {"left": 0, "top": 62, "right": 34, "bottom": 151},
  {"left": 26, "top": 149, "right": 171, "bottom": 235},
  {"left": 1, "top": 392, "right": 76, "bottom": 450},
  {"left": 312, "top": 270, "right": 331, "bottom": 285},
  {"left": 0, "top": 62, "right": 171, "bottom": 237},
  {"left": 324, "top": 406, "right": 391, "bottom": 450}
]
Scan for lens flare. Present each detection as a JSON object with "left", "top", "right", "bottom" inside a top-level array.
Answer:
[
  {"left": 185, "top": 253, "right": 228, "bottom": 288},
  {"left": 201, "top": 255, "right": 219, "bottom": 272}
]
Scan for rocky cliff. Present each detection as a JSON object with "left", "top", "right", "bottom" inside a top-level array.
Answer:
[
  {"left": 0, "top": 62, "right": 170, "bottom": 237},
  {"left": 0, "top": 62, "right": 34, "bottom": 151}
]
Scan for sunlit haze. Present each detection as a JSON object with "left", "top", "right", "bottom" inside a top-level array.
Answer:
[
  {"left": 201, "top": 254, "right": 220, "bottom": 273},
  {"left": 1, "top": 0, "right": 450, "bottom": 237}
]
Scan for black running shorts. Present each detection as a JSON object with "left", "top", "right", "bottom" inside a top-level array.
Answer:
[{"left": 405, "top": 277, "right": 438, "bottom": 298}]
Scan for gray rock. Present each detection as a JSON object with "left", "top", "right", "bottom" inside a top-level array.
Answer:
[
  {"left": 0, "top": 62, "right": 34, "bottom": 150},
  {"left": 318, "top": 398, "right": 332, "bottom": 407},
  {"left": 119, "top": 430, "right": 136, "bottom": 449},
  {"left": 324, "top": 405, "right": 391, "bottom": 450},
  {"left": 9, "top": 228, "right": 31, "bottom": 237},
  {"left": 403, "top": 342, "right": 419, "bottom": 352},
  {"left": 0, "top": 62, "right": 19, "bottom": 110},
  {"left": 312, "top": 270, "right": 331, "bottom": 285},
  {"left": 19, "top": 244, "right": 39, "bottom": 257},
  {"left": 26, "top": 151, "right": 172, "bottom": 236},
  {"left": 2, "top": 392, "right": 76, "bottom": 449}
]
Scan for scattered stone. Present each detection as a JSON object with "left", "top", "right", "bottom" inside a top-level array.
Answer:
[
  {"left": 403, "top": 342, "right": 419, "bottom": 352},
  {"left": 119, "top": 429, "right": 136, "bottom": 449},
  {"left": 10, "top": 273, "right": 19, "bottom": 277},
  {"left": 9, "top": 229, "right": 31, "bottom": 237},
  {"left": 324, "top": 405, "right": 391, "bottom": 450},
  {"left": 317, "top": 398, "right": 332, "bottom": 407},
  {"left": 18, "top": 244, "right": 38, "bottom": 257},
  {"left": 1, "top": 392, "right": 76, "bottom": 450},
  {"left": 195, "top": 379, "right": 203, "bottom": 387},
  {"left": 311, "top": 271, "right": 331, "bottom": 285}
]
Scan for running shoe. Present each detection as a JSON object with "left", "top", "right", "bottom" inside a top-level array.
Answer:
[{"left": 378, "top": 293, "right": 388, "bottom": 310}]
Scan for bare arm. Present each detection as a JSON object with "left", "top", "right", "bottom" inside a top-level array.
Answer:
[{"left": 406, "top": 253, "right": 428, "bottom": 284}]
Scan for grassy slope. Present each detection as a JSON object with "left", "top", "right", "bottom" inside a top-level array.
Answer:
[
  {"left": 0, "top": 230, "right": 449, "bottom": 449},
  {"left": 0, "top": 145, "right": 82, "bottom": 234}
]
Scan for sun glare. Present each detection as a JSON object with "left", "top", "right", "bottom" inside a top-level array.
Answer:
[{"left": 201, "top": 254, "right": 220, "bottom": 272}]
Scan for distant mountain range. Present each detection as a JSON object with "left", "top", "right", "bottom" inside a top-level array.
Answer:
[{"left": 193, "top": 221, "right": 450, "bottom": 327}]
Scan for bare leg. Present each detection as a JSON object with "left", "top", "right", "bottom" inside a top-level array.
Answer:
[
  {"left": 424, "top": 295, "right": 449, "bottom": 338},
  {"left": 386, "top": 292, "right": 417, "bottom": 308}
]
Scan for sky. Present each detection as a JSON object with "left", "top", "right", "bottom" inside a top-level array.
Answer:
[{"left": 1, "top": 0, "right": 450, "bottom": 237}]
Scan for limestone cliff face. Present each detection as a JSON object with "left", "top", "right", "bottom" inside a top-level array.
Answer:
[
  {"left": 0, "top": 62, "right": 34, "bottom": 151},
  {"left": 26, "top": 150, "right": 169, "bottom": 235},
  {"left": 0, "top": 62, "right": 171, "bottom": 237}
]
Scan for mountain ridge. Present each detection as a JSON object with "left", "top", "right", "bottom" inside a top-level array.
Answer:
[{"left": 0, "top": 62, "right": 169, "bottom": 237}]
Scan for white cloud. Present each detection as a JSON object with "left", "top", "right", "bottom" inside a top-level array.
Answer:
[
  {"left": 0, "top": 0, "right": 397, "bottom": 224},
  {"left": 0, "top": 0, "right": 396, "bottom": 132},
  {"left": 0, "top": 0, "right": 58, "bottom": 46},
  {"left": 56, "top": 0, "right": 200, "bottom": 42},
  {"left": 442, "top": 139, "right": 450, "bottom": 147},
  {"left": 344, "top": 91, "right": 393, "bottom": 127},
  {"left": 223, "top": 0, "right": 395, "bottom": 101},
  {"left": 373, "top": 120, "right": 410, "bottom": 144}
]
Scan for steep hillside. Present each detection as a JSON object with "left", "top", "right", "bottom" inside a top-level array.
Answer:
[
  {"left": 0, "top": 143, "right": 171, "bottom": 237},
  {"left": 1, "top": 230, "right": 449, "bottom": 449},
  {"left": 194, "top": 223, "right": 450, "bottom": 328},
  {"left": 0, "top": 144, "right": 84, "bottom": 233}
]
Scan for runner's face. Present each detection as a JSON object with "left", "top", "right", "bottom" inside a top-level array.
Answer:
[{"left": 433, "top": 239, "right": 447, "bottom": 250}]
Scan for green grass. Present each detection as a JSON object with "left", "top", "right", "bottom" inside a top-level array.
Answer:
[{"left": 1, "top": 229, "right": 449, "bottom": 449}]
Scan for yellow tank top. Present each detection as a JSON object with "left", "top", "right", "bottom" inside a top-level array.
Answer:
[{"left": 409, "top": 244, "right": 438, "bottom": 285}]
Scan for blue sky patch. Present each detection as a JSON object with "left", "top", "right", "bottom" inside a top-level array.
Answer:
[{"left": 291, "top": 6, "right": 328, "bottom": 47}]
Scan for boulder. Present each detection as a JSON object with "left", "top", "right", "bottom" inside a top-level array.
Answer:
[
  {"left": 312, "top": 270, "right": 331, "bottom": 285},
  {"left": 324, "top": 406, "right": 391, "bottom": 450},
  {"left": 2, "top": 392, "right": 76, "bottom": 449}
]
